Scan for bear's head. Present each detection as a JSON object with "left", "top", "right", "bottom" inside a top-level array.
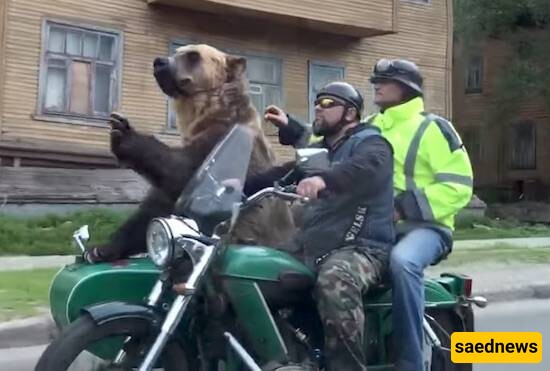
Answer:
[{"left": 153, "top": 44, "right": 247, "bottom": 98}]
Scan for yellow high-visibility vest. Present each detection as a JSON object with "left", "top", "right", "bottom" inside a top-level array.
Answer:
[{"left": 364, "top": 97, "right": 473, "bottom": 230}]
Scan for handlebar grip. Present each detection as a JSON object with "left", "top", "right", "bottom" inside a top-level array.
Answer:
[{"left": 281, "top": 185, "right": 297, "bottom": 193}]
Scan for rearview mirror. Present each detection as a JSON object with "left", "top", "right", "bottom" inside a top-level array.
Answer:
[{"left": 73, "top": 225, "right": 90, "bottom": 253}]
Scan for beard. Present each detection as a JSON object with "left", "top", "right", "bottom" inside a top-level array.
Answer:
[
  {"left": 313, "top": 117, "right": 343, "bottom": 137},
  {"left": 312, "top": 117, "right": 349, "bottom": 137}
]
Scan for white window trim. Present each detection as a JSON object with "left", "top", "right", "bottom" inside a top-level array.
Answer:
[
  {"left": 402, "top": 0, "right": 431, "bottom": 4},
  {"left": 36, "top": 18, "right": 123, "bottom": 124}
]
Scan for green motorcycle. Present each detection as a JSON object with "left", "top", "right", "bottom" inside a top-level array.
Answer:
[{"left": 36, "top": 126, "right": 487, "bottom": 371}]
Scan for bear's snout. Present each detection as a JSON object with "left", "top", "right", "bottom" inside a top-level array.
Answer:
[
  {"left": 153, "top": 56, "right": 170, "bottom": 70},
  {"left": 154, "top": 56, "right": 181, "bottom": 97}
]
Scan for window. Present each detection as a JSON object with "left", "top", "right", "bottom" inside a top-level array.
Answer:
[
  {"left": 38, "top": 21, "right": 121, "bottom": 120},
  {"left": 167, "top": 42, "right": 283, "bottom": 132},
  {"left": 308, "top": 61, "right": 345, "bottom": 122},
  {"left": 245, "top": 55, "right": 283, "bottom": 134},
  {"left": 461, "top": 127, "right": 481, "bottom": 165},
  {"left": 465, "top": 56, "right": 483, "bottom": 93},
  {"left": 509, "top": 121, "right": 536, "bottom": 170}
]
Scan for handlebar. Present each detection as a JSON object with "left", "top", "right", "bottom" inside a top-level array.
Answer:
[{"left": 245, "top": 187, "right": 309, "bottom": 206}]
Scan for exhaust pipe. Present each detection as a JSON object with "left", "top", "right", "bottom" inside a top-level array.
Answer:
[{"left": 466, "top": 296, "right": 488, "bottom": 308}]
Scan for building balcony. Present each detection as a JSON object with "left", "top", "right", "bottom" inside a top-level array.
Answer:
[{"left": 148, "top": 0, "right": 397, "bottom": 37}]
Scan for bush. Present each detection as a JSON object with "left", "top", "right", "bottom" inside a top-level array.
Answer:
[{"left": 0, "top": 209, "right": 130, "bottom": 256}]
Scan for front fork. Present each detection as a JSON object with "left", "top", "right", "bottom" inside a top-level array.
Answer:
[
  {"left": 137, "top": 244, "right": 216, "bottom": 371},
  {"left": 113, "top": 279, "right": 165, "bottom": 365}
]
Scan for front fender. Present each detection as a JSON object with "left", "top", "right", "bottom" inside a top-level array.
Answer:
[{"left": 82, "top": 301, "right": 161, "bottom": 327}]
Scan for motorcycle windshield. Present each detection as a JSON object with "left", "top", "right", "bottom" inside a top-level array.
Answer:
[{"left": 175, "top": 125, "right": 253, "bottom": 232}]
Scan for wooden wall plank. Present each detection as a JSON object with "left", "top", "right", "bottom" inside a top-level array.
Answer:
[
  {"left": 2, "top": 0, "right": 451, "bottom": 165},
  {"left": 0, "top": 166, "right": 148, "bottom": 203}
]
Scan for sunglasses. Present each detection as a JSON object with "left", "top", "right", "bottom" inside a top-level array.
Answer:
[
  {"left": 314, "top": 97, "right": 344, "bottom": 109},
  {"left": 374, "top": 59, "right": 417, "bottom": 76}
]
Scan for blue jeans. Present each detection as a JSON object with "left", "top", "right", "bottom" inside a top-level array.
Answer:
[{"left": 389, "top": 228, "right": 447, "bottom": 371}]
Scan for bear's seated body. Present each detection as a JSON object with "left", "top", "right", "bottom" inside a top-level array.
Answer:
[{"left": 93, "top": 44, "right": 295, "bottom": 262}]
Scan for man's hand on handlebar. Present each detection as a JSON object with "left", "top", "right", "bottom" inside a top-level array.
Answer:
[{"left": 297, "top": 176, "right": 326, "bottom": 200}]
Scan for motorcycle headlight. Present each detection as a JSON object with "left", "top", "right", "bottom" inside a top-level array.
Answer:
[
  {"left": 146, "top": 217, "right": 202, "bottom": 268},
  {"left": 146, "top": 219, "right": 173, "bottom": 267}
]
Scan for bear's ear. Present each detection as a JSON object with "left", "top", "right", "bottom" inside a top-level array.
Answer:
[{"left": 226, "top": 55, "right": 247, "bottom": 82}]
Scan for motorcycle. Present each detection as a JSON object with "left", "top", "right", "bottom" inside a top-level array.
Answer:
[{"left": 37, "top": 125, "right": 487, "bottom": 371}]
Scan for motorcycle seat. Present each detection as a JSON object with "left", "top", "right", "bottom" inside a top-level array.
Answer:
[{"left": 278, "top": 270, "right": 315, "bottom": 291}]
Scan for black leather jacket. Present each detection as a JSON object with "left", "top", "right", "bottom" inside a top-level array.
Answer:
[{"left": 245, "top": 124, "right": 395, "bottom": 269}]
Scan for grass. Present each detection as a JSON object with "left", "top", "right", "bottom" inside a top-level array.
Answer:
[
  {"left": 0, "top": 209, "right": 130, "bottom": 256},
  {"left": 438, "top": 245, "right": 550, "bottom": 268},
  {"left": 0, "top": 268, "right": 59, "bottom": 321},
  {"left": 1, "top": 210, "right": 550, "bottom": 256},
  {"left": 453, "top": 215, "right": 550, "bottom": 240}
]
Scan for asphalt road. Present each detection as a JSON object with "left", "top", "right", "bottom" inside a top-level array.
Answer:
[
  {"left": 475, "top": 299, "right": 550, "bottom": 371},
  {"left": 1, "top": 299, "right": 549, "bottom": 371}
]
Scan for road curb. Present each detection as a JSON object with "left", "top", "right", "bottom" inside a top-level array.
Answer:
[
  {"left": 2, "top": 283, "right": 550, "bottom": 349},
  {"left": 477, "top": 283, "right": 550, "bottom": 303},
  {"left": 0, "top": 314, "right": 57, "bottom": 349}
]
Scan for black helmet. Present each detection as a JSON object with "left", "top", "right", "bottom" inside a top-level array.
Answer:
[
  {"left": 370, "top": 59, "right": 423, "bottom": 94},
  {"left": 316, "top": 82, "right": 364, "bottom": 116}
]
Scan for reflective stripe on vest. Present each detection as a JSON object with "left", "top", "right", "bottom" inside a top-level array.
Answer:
[{"left": 403, "top": 113, "right": 472, "bottom": 220}]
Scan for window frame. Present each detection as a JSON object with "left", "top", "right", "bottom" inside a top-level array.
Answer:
[
  {"left": 402, "top": 0, "right": 431, "bottom": 4},
  {"left": 36, "top": 19, "right": 123, "bottom": 124},
  {"left": 465, "top": 55, "right": 483, "bottom": 94},
  {"left": 508, "top": 121, "right": 537, "bottom": 170},
  {"left": 166, "top": 39, "right": 284, "bottom": 133},
  {"left": 460, "top": 126, "right": 482, "bottom": 165},
  {"left": 308, "top": 60, "right": 346, "bottom": 123}
]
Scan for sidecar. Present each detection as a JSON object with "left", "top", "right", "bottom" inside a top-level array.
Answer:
[{"left": 49, "top": 257, "right": 159, "bottom": 330}]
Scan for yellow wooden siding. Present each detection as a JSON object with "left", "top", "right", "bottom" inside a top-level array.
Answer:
[
  {"left": 149, "top": 0, "right": 396, "bottom": 37},
  {"left": 0, "top": 0, "right": 9, "bottom": 141},
  {"left": 2, "top": 0, "right": 451, "bottom": 164}
]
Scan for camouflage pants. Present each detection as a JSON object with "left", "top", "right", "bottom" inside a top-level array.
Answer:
[{"left": 314, "top": 247, "right": 387, "bottom": 371}]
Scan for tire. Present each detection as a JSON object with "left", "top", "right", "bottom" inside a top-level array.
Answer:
[
  {"left": 35, "top": 315, "right": 189, "bottom": 371},
  {"left": 428, "top": 309, "right": 472, "bottom": 371}
]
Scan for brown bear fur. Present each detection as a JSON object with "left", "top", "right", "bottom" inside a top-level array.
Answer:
[{"left": 95, "top": 44, "right": 295, "bottom": 261}]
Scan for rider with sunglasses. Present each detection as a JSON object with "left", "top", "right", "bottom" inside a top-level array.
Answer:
[
  {"left": 247, "top": 81, "right": 395, "bottom": 371},
  {"left": 266, "top": 60, "right": 473, "bottom": 371}
]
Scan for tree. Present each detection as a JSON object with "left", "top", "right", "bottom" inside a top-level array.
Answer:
[{"left": 454, "top": 0, "right": 550, "bottom": 122}]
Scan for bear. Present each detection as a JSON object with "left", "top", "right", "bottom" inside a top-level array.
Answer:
[{"left": 88, "top": 44, "right": 296, "bottom": 262}]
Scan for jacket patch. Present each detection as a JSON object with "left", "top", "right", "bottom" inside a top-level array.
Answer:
[{"left": 429, "top": 114, "right": 463, "bottom": 152}]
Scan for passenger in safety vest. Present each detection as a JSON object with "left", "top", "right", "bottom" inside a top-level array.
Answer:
[
  {"left": 368, "top": 59, "right": 473, "bottom": 371},
  {"left": 265, "top": 60, "right": 473, "bottom": 371}
]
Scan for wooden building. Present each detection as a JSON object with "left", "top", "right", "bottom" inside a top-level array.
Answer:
[
  {"left": 0, "top": 0, "right": 453, "bottom": 206},
  {"left": 453, "top": 37, "right": 550, "bottom": 201}
]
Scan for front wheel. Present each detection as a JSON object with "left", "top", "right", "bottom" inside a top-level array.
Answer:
[{"left": 36, "top": 315, "right": 189, "bottom": 371}]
